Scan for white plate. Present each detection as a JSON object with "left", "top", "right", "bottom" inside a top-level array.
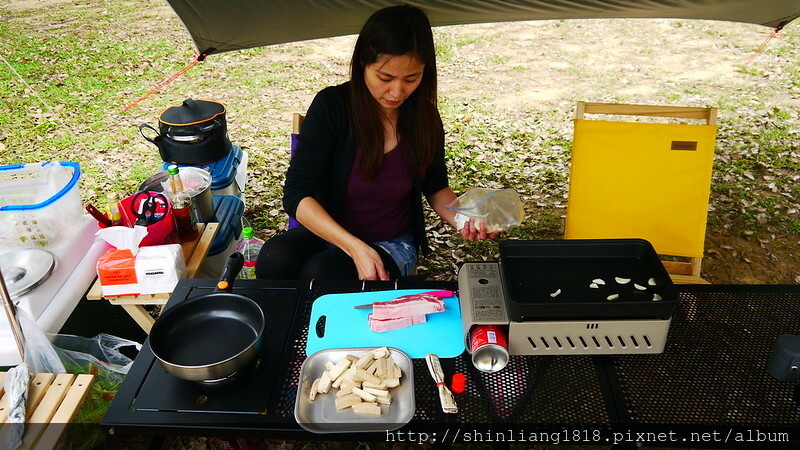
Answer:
[{"left": 294, "top": 347, "right": 415, "bottom": 433}]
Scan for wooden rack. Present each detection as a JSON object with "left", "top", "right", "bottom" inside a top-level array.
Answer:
[
  {"left": 86, "top": 222, "right": 219, "bottom": 332},
  {"left": 0, "top": 372, "right": 94, "bottom": 450}
]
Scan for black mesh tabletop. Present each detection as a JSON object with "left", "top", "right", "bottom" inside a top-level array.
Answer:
[
  {"left": 444, "top": 354, "right": 609, "bottom": 425},
  {"left": 103, "top": 281, "right": 800, "bottom": 445},
  {"left": 610, "top": 285, "right": 800, "bottom": 429}
]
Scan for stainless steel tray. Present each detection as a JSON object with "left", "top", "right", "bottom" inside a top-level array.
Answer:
[{"left": 294, "top": 347, "right": 415, "bottom": 434}]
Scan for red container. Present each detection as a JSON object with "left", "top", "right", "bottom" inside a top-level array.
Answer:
[
  {"left": 469, "top": 325, "right": 509, "bottom": 373},
  {"left": 118, "top": 191, "right": 177, "bottom": 247}
]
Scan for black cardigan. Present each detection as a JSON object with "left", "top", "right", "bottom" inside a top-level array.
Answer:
[{"left": 282, "top": 82, "right": 449, "bottom": 255}]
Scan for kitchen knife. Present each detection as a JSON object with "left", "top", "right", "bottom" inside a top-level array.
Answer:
[{"left": 353, "top": 290, "right": 454, "bottom": 309}]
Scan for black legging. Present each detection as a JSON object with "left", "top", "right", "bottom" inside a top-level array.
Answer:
[{"left": 254, "top": 227, "right": 400, "bottom": 280}]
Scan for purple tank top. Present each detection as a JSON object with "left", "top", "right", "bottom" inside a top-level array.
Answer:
[{"left": 338, "top": 144, "right": 414, "bottom": 242}]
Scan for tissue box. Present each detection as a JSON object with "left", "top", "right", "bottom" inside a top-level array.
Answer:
[{"left": 97, "top": 244, "right": 186, "bottom": 296}]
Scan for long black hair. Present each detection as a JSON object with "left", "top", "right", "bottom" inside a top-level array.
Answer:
[{"left": 349, "top": 4, "right": 442, "bottom": 180}]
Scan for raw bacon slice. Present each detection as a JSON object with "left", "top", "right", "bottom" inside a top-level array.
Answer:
[
  {"left": 368, "top": 314, "right": 427, "bottom": 333},
  {"left": 370, "top": 293, "right": 445, "bottom": 320}
]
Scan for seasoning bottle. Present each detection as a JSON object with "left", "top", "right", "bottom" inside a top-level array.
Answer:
[
  {"left": 167, "top": 165, "right": 199, "bottom": 242},
  {"left": 106, "top": 192, "right": 123, "bottom": 226}
]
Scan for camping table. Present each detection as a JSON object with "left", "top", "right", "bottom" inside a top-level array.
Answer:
[
  {"left": 100, "top": 282, "right": 800, "bottom": 447},
  {"left": 85, "top": 222, "right": 218, "bottom": 333}
]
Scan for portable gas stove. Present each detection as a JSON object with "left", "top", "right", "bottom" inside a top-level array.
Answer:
[
  {"left": 106, "top": 279, "right": 307, "bottom": 425},
  {"left": 458, "top": 239, "right": 678, "bottom": 355}
]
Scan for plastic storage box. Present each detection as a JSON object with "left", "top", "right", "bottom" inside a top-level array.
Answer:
[
  {"left": 198, "top": 195, "right": 245, "bottom": 278},
  {"left": 0, "top": 162, "right": 82, "bottom": 249},
  {"left": 161, "top": 144, "right": 248, "bottom": 200}
]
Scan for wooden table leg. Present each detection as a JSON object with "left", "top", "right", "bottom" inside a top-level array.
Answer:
[{"left": 120, "top": 305, "right": 155, "bottom": 334}]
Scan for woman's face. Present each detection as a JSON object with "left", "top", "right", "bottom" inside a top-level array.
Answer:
[{"left": 364, "top": 53, "right": 425, "bottom": 116}]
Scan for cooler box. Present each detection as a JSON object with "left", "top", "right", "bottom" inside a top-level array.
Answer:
[
  {"left": 161, "top": 144, "right": 248, "bottom": 200},
  {"left": 197, "top": 195, "right": 245, "bottom": 278}
]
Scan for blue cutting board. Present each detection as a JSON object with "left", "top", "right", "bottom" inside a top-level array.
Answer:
[{"left": 306, "top": 289, "right": 465, "bottom": 359}]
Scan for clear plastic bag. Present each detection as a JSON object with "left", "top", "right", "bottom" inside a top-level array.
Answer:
[
  {"left": 50, "top": 334, "right": 141, "bottom": 450},
  {"left": 447, "top": 188, "right": 524, "bottom": 233},
  {"left": 17, "top": 306, "right": 66, "bottom": 374},
  {"left": 3, "top": 307, "right": 64, "bottom": 450},
  {"left": 51, "top": 333, "right": 141, "bottom": 379}
]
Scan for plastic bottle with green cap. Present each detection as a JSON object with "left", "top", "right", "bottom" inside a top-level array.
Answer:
[{"left": 235, "top": 227, "right": 264, "bottom": 279}]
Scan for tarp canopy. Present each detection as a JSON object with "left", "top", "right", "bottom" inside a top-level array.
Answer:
[{"left": 166, "top": 0, "right": 800, "bottom": 57}]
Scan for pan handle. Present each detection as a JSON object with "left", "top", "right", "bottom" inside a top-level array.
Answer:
[{"left": 215, "top": 252, "right": 245, "bottom": 292}]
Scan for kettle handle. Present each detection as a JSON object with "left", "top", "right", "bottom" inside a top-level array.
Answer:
[{"left": 139, "top": 123, "right": 160, "bottom": 144}]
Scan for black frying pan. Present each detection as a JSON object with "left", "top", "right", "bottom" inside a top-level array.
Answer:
[{"left": 149, "top": 252, "right": 265, "bottom": 382}]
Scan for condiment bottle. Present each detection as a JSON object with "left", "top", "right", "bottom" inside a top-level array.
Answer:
[
  {"left": 106, "top": 192, "right": 123, "bottom": 226},
  {"left": 167, "top": 165, "right": 199, "bottom": 242}
]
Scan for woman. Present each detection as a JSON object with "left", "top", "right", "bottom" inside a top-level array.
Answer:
[{"left": 256, "top": 5, "right": 498, "bottom": 281}]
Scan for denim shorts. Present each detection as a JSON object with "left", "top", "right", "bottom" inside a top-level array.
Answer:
[{"left": 374, "top": 235, "right": 417, "bottom": 277}]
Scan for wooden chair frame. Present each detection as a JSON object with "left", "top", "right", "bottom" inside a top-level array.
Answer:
[{"left": 293, "top": 112, "right": 305, "bottom": 136}]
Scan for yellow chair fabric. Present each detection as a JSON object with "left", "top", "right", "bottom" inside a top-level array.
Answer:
[{"left": 566, "top": 113, "right": 717, "bottom": 259}]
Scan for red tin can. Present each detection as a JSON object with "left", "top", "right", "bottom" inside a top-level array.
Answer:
[{"left": 469, "top": 325, "right": 509, "bottom": 373}]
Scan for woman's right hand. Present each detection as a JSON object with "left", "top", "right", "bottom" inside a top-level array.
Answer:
[
  {"left": 350, "top": 243, "right": 390, "bottom": 281},
  {"left": 460, "top": 219, "right": 501, "bottom": 242}
]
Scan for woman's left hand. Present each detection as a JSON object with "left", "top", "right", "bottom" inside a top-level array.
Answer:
[
  {"left": 460, "top": 220, "right": 501, "bottom": 242},
  {"left": 427, "top": 187, "right": 501, "bottom": 242}
]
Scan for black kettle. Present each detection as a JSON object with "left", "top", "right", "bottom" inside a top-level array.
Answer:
[{"left": 140, "top": 98, "right": 232, "bottom": 165}]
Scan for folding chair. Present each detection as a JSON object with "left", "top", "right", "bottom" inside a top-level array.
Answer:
[
  {"left": 287, "top": 112, "right": 304, "bottom": 230},
  {"left": 565, "top": 101, "right": 718, "bottom": 284}
]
